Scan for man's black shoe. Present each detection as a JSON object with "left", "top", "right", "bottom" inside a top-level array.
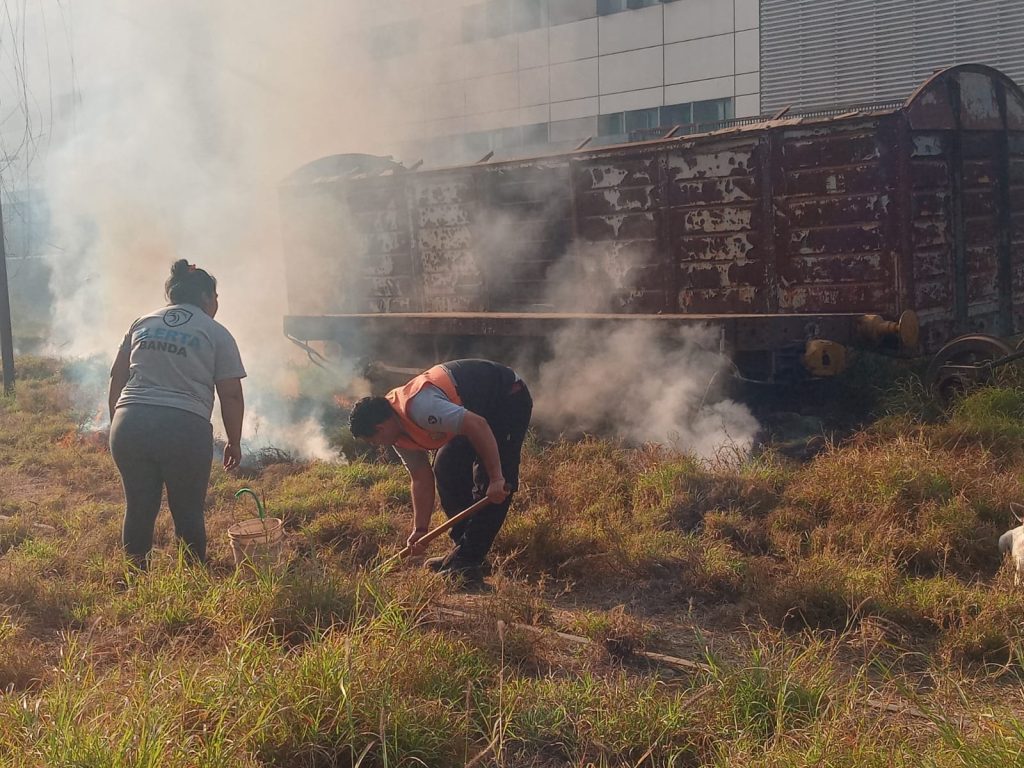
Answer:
[{"left": 424, "top": 555, "right": 448, "bottom": 572}]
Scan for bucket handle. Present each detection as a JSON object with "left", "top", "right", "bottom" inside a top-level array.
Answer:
[{"left": 234, "top": 487, "right": 267, "bottom": 523}]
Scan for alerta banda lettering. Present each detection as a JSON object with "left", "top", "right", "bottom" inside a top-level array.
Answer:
[{"left": 134, "top": 327, "right": 202, "bottom": 357}]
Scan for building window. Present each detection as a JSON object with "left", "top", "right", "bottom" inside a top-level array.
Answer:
[
  {"left": 660, "top": 102, "right": 691, "bottom": 127},
  {"left": 549, "top": 0, "right": 596, "bottom": 26},
  {"left": 464, "top": 0, "right": 546, "bottom": 42},
  {"left": 512, "top": 0, "right": 547, "bottom": 32},
  {"left": 692, "top": 97, "right": 734, "bottom": 124},
  {"left": 462, "top": 4, "right": 488, "bottom": 42},
  {"left": 596, "top": 98, "right": 736, "bottom": 140},
  {"left": 485, "top": 0, "right": 512, "bottom": 37},
  {"left": 624, "top": 107, "right": 659, "bottom": 133},
  {"left": 522, "top": 122, "right": 550, "bottom": 145},
  {"left": 598, "top": 0, "right": 660, "bottom": 14},
  {"left": 598, "top": 113, "right": 624, "bottom": 136}
]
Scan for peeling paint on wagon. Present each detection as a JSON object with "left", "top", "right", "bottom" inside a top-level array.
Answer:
[
  {"left": 279, "top": 64, "right": 1024, "bottom": 370},
  {"left": 670, "top": 177, "right": 757, "bottom": 205},
  {"left": 912, "top": 135, "right": 945, "bottom": 157},
  {"left": 600, "top": 186, "right": 657, "bottom": 211},
  {"left": 670, "top": 150, "right": 753, "bottom": 179},
  {"left": 684, "top": 207, "right": 754, "bottom": 233},
  {"left": 675, "top": 233, "right": 756, "bottom": 261}
]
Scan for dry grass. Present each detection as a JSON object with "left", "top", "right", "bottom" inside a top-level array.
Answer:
[{"left": 3, "top": 356, "right": 1024, "bottom": 765}]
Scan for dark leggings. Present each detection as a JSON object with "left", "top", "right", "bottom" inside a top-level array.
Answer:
[
  {"left": 109, "top": 404, "right": 213, "bottom": 568},
  {"left": 433, "top": 387, "right": 533, "bottom": 563}
]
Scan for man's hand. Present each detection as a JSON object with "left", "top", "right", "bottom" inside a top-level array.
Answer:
[
  {"left": 485, "top": 477, "right": 509, "bottom": 504},
  {"left": 406, "top": 527, "right": 429, "bottom": 555},
  {"left": 223, "top": 442, "right": 242, "bottom": 471}
]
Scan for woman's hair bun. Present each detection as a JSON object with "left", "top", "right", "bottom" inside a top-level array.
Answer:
[{"left": 170, "top": 259, "right": 191, "bottom": 278}]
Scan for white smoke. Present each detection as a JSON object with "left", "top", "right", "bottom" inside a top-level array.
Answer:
[
  {"left": 10, "top": 1, "right": 406, "bottom": 458},
  {"left": 4, "top": 2, "right": 759, "bottom": 461},
  {"left": 531, "top": 322, "right": 758, "bottom": 459}
]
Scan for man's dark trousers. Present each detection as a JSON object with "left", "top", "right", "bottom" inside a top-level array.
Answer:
[{"left": 432, "top": 383, "right": 532, "bottom": 564}]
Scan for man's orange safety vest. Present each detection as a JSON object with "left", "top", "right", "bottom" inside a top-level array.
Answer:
[{"left": 385, "top": 365, "right": 463, "bottom": 451}]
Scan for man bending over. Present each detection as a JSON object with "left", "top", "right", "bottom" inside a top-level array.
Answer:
[{"left": 348, "top": 359, "right": 533, "bottom": 582}]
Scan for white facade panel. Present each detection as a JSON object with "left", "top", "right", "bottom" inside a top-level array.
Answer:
[
  {"left": 735, "top": 29, "right": 760, "bottom": 74},
  {"left": 599, "top": 47, "right": 663, "bottom": 94},
  {"left": 735, "top": 72, "right": 759, "bottom": 96},
  {"left": 665, "top": 35, "right": 735, "bottom": 84},
  {"left": 424, "top": 81, "right": 466, "bottom": 120},
  {"left": 519, "top": 67, "right": 550, "bottom": 106},
  {"left": 664, "top": 76, "right": 734, "bottom": 104},
  {"left": 518, "top": 27, "right": 550, "bottom": 68},
  {"left": 520, "top": 104, "right": 551, "bottom": 125},
  {"left": 549, "top": 115, "right": 598, "bottom": 141},
  {"left": 429, "top": 9, "right": 465, "bottom": 48},
  {"left": 433, "top": 45, "right": 466, "bottom": 83},
  {"left": 550, "top": 96, "right": 599, "bottom": 121},
  {"left": 598, "top": 4, "right": 663, "bottom": 55},
  {"left": 550, "top": 57, "right": 599, "bottom": 102},
  {"left": 734, "top": 0, "right": 759, "bottom": 31},
  {"left": 465, "top": 72, "right": 518, "bottom": 114},
  {"left": 549, "top": 0, "right": 598, "bottom": 27},
  {"left": 665, "top": 0, "right": 734, "bottom": 44},
  {"left": 549, "top": 18, "right": 598, "bottom": 64},
  {"left": 422, "top": 116, "right": 466, "bottom": 138},
  {"left": 735, "top": 93, "right": 761, "bottom": 118},
  {"left": 600, "top": 87, "right": 664, "bottom": 114},
  {"left": 366, "top": 0, "right": 420, "bottom": 26},
  {"left": 465, "top": 107, "right": 521, "bottom": 132},
  {"left": 462, "top": 34, "right": 518, "bottom": 77},
  {"left": 393, "top": 1, "right": 758, "bottom": 153}
]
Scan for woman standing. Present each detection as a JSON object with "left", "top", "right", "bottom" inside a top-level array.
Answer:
[{"left": 108, "top": 259, "right": 247, "bottom": 568}]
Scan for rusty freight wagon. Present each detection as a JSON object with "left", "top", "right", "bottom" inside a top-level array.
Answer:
[{"left": 280, "top": 64, "right": 1024, "bottom": 392}]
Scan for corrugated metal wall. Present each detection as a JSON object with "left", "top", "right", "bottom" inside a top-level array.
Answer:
[{"left": 761, "top": 0, "right": 1024, "bottom": 113}]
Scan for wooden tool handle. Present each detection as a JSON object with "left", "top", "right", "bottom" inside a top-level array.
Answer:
[{"left": 401, "top": 496, "right": 492, "bottom": 556}]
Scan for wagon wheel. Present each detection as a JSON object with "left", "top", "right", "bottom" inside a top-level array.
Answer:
[{"left": 925, "top": 334, "right": 1013, "bottom": 403}]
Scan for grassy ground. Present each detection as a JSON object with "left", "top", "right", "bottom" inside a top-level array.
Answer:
[{"left": 2, "top": 355, "right": 1024, "bottom": 766}]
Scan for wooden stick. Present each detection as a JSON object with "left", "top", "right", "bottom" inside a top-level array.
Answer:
[
  {"left": 432, "top": 605, "right": 712, "bottom": 674},
  {"left": 378, "top": 497, "right": 493, "bottom": 570}
]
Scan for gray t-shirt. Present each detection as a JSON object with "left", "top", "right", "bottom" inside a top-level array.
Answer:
[
  {"left": 114, "top": 304, "right": 247, "bottom": 421},
  {"left": 393, "top": 384, "right": 467, "bottom": 470}
]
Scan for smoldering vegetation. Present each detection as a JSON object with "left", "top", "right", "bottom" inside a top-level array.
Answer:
[
  {"left": 530, "top": 322, "right": 758, "bottom": 456},
  {"left": 5, "top": 358, "right": 1024, "bottom": 764}
]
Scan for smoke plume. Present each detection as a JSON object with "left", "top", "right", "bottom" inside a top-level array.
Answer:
[
  {"left": 530, "top": 322, "right": 758, "bottom": 458},
  {"left": 5, "top": 2, "right": 757, "bottom": 461},
  {"left": 9, "top": 2, "right": 416, "bottom": 457}
]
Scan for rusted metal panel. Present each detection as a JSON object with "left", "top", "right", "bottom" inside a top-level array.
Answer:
[
  {"left": 347, "top": 175, "right": 418, "bottom": 313},
  {"left": 957, "top": 71, "right": 1004, "bottom": 132},
  {"left": 278, "top": 64, "right": 1024, "bottom": 359},
  {"left": 906, "top": 129, "right": 955, "bottom": 343},
  {"left": 408, "top": 173, "right": 484, "bottom": 313},
  {"left": 786, "top": 165, "right": 888, "bottom": 197},
  {"left": 775, "top": 120, "right": 898, "bottom": 315},
  {"left": 1010, "top": 133, "right": 1024, "bottom": 332},
  {"left": 666, "top": 138, "right": 765, "bottom": 313},
  {"left": 474, "top": 161, "right": 573, "bottom": 311},
  {"left": 570, "top": 149, "right": 666, "bottom": 312}
]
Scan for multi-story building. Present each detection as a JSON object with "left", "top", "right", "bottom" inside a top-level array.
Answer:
[
  {"left": 368, "top": 0, "right": 1024, "bottom": 166},
  {"left": 760, "top": 0, "right": 1024, "bottom": 113},
  {"left": 368, "top": 0, "right": 760, "bottom": 164}
]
